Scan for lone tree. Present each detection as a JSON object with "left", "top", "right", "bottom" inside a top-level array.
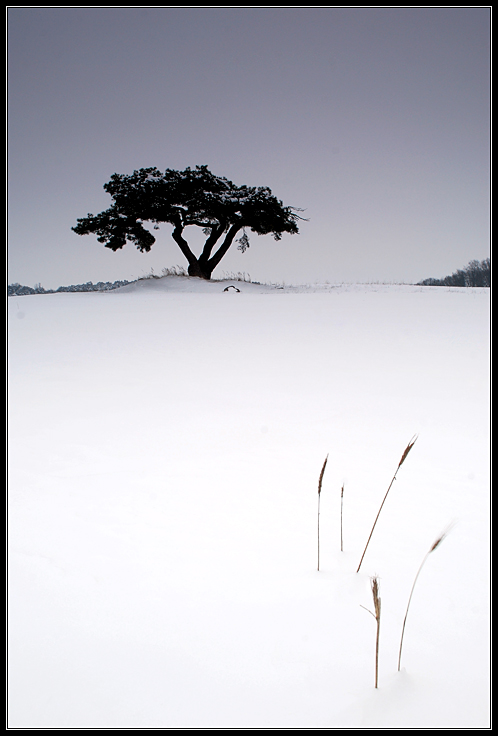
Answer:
[{"left": 72, "top": 165, "right": 304, "bottom": 280}]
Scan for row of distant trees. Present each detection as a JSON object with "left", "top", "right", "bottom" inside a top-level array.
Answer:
[
  {"left": 8, "top": 279, "right": 131, "bottom": 296},
  {"left": 417, "top": 258, "right": 490, "bottom": 287}
]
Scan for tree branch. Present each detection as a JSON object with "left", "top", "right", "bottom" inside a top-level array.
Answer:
[
  {"left": 200, "top": 221, "right": 226, "bottom": 263},
  {"left": 170, "top": 217, "right": 198, "bottom": 267},
  {"left": 207, "top": 222, "right": 243, "bottom": 271}
]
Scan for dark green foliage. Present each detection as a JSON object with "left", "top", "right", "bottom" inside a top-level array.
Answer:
[
  {"left": 73, "top": 165, "right": 304, "bottom": 279},
  {"left": 418, "top": 258, "right": 490, "bottom": 287}
]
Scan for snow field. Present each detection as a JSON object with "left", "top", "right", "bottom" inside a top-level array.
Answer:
[{"left": 8, "top": 281, "right": 490, "bottom": 727}]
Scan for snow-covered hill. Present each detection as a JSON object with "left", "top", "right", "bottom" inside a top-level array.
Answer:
[{"left": 8, "top": 278, "right": 490, "bottom": 728}]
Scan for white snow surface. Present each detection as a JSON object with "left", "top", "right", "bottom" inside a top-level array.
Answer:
[{"left": 8, "top": 277, "right": 490, "bottom": 728}]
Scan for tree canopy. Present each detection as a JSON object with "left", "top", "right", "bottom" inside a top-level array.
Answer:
[{"left": 72, "top": 165, "right": 304, "bottom": 279}]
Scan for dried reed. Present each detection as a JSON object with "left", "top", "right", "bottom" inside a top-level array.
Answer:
[
  {"left": 356, "top": 435, "right": 418, "bottom": 573},
  {"left": 397, "top": 524, "right": 453, "bottom": 671},
  {"left": 361, "top": 575, "right": 381, "bottom": 688},
  {"left": 340, "top": 484, "right": 344, "bottom": 552},
  {"left": 317, "top": 454, "right": 328, "bottom": 571}
]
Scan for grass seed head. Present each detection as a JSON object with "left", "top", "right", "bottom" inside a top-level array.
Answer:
[
  {"left": 397, "top": 434, "right": 418, "bottom": 469},
  {"left": 318, "top": 454, "right": 328, "bottom": 495},
  {"left": 429, "top": 522, "right": 455, "bottom": 553},
  {"left": 371, "top": 576, "right": 381, "bottom": 620}
]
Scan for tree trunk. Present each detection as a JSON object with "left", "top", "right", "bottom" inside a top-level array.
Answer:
[
  {"left": 171, "top": 221, "right": 213, "bottom": 280},
  {"left": 171, "top": 217, "right": 242, "bottom": 280},
  {"left": 187, "top": 260, "right": 213, "bottom": 280}
]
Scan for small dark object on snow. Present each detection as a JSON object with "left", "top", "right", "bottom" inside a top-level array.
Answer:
[{"left": 223, "top": 285, "right": 240, "bottom": 292}]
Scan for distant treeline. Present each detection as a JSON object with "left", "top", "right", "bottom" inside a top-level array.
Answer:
[
  {"left": 8, "top": 280, "right": 132, "bottom": 296},
  {"left": 417, "top": 258, "right": 490, "bottom": 287}
]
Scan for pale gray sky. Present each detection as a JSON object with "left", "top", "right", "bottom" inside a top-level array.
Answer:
[{"left": 8, "top": 7, "right": 490, "bottom": 288}]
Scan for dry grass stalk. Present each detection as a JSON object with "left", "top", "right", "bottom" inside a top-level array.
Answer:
[
  {"left": 340, "top": 484, "right": 344, "bottom": 552},
  {"left": 371, "top": 576, "right": 381, "bottom": 688},
  {"left": 317, "top": 454, "right": 328, "bottom": 571},
  {"left": 361, "top": 576, "right": 382, "bottom": 688},
  {"left": 397, "top": 524, "right": 453, "bottom": 671},
  {"left": 356, "top": 435, "right": 418, "bottom": 573}
]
